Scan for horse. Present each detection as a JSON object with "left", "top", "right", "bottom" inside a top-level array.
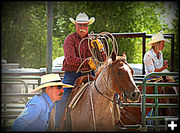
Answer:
[
  {"left": 118, "top": 76, "right": 179, "bottom": 131},
  {"left": 57, "top": 51, "right": 141, "bottom": 131}
]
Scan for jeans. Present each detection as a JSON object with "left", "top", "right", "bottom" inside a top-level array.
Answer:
[{"left": 55, "top": 71, "right": 94, "bottom": 130}]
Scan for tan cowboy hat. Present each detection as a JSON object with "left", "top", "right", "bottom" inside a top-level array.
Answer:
[
  {"left": 30, "top": 74, "right": 73, "bottom": 93},
  {"left": 69, "top": 12, "right": 95, "bottom": 25},
  {"left": 147, "top": 33, "right": 170, "bottom": 47}
]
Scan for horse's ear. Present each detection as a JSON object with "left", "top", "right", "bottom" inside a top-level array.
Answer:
[
  {"left": 122, "top": 52, "right": 127, "bottom": 60},
  {"left": 111, "top": 50, "right": 116, "bottom": 62}
]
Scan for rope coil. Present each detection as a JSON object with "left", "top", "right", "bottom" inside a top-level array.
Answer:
[{"left": 76, "top": 31, "right": 119, "bottom": 73}]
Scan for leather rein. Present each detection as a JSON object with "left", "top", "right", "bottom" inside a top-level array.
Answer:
[{"left": 93, "top": 59, "right": 140, "bottom": 128}]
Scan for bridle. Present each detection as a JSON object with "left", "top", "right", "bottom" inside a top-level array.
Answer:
[
  {"left": 93, "top": 59, "right": 135, "bottom": 129},
  {"left": 94, "top": 59, "right": 132, "bottom": 103}
]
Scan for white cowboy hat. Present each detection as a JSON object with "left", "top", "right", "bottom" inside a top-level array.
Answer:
[
  {"left": 147, "top": 33, "right": 170, "bottom": 46},
  {"left": 30, "top": 74, "right": 73, "bottom": 93},
  {"left": 69, "top": 12, "right": 95, "bottom": 25}
]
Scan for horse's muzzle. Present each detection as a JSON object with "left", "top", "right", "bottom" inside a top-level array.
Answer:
[{"left": 130, "top": 90, "right": 141, "bottom": 102}]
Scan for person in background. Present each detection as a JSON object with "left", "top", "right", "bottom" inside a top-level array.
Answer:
[
  {"left": 11, "top": 74, "right": 73, "bottom": 131},
  {"left": 144, "top": 33, "right": 170, "bottom": 75},
  {"left": 143, "top": 33, "right": 170, "bottom": 125},
  {"left": 55, "top": 12, "right": 106, "bottom": 130}
]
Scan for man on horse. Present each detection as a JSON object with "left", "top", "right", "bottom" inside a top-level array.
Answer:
[
  {"left": 11, "top": 74, "right": 73, "bottom": 131},
  {"left": 55, "top": 12, "right": 106, "bottom": 130}
]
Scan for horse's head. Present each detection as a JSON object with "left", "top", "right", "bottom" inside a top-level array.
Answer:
[{"left": 108, "top": 51, "right": 140, "bottom": 102}]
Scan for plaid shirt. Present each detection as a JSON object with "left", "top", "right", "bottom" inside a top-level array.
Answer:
[{"left": 62, "top": 32, "right": 106, "bottom": 71}]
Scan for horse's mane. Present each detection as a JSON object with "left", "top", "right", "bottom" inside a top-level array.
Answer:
[{"left": 95, "top": 56, "right": 126, "bottom": 80}]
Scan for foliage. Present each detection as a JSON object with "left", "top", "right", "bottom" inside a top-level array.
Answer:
[{"left": 1, "top": 1, "right": 179, "bottom": 71}]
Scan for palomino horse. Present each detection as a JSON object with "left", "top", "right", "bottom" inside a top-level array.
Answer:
[{"left": 58, "top": 52, "right": 140, "bottom": 131}]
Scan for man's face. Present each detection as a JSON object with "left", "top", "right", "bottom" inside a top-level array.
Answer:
[
  {"left": 75, "top": 23, "right": 88, "bottom": 38},
  {"left": 51, "top": 86, "right": 64, "bottom": 102}
]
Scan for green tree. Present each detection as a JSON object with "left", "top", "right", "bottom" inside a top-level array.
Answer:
[{"left": 1, "top": 1, "right": 178, "bottom": 71}]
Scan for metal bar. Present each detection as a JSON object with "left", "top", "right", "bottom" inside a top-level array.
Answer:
[
  {"left": 1, "top": 72, "right": 45, "bottom": 76},
  {"left": 2, "top": 76, "right": 41, "bottom": 86},
  {"left": 2, "top": 78, "right": 29, "bottom": 94},
  {"left": 171, "top": 34, "right": 174, "bottom": 72},
  {"left": 145, "top": 116, "right": 177, "bottom": 120},
  {"left": 2, "top": 76, "right": 41, "bottom": 80},
  {"left": 111, "top": 32, "right": 146, "bottom": 38},
  {"left": 142, "top": 33, "right": 146, "bottom": 75},
  {"left": 145, "top": 94, "right": 179, "bottom": 98},
  {"left": 1, "top": 104, "right": 25, "bottom": 109},
  {"left": 146, "top": 33, "right": 173, "bottom": 38},
  {"left": 120, "top": 103, "right": 178, "bottom": 108},
  {"left": 93, "top": 32, "right": 147, "bottom": 38},
  {"left": 154, "top": 85, "right": 158, "bottom": 131},
  {"left": 142, "top": 72, "right": 178, "bottom": 85},
  {"left": 47, "top": 2, "right": 53, "bottom": 74},
  {"left": 2, "top": 115, "right": 19, "bottom": 120},
  {"left": 141, "top": 80, "right": 146, "bottom": 128},
  {"left": 141, "top": 72, "right": 179, "bottom": 131},
  {"left": 2, "top": 93, "right": 39, "bottom": 97},
  {"left": 146, "top": 82, "right": 179, "bottom": 87}
]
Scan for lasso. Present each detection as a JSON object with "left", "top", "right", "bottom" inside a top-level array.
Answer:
[{"left": 76, "top": 31, "right": 119, "bottom": 73}]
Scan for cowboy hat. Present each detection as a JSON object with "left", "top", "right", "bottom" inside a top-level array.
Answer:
[
  {"left": 30, "top": 74, "right": 73, "bottom": 93},
  {"left": 69, "top": 12, "right": 95, "bottom": 25},
  {"left": 147, "top": 33, "right": 170, "bottom": 47}
]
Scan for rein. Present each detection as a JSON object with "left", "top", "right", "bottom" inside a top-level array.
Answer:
[
  {"left": 110, "top": 59, "right": 127, "bottom": 94},
  {"left": 94, "top": 80, "right": 115, "bottom": 102}
]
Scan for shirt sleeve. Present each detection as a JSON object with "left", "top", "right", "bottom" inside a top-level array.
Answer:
[
  {"left": 144, "top": 54, "right": 155, "bottom": 73},
  {"left": 63, "top": 35, "right": 89, "bottom": 68},
  {"left": 11, "top": 100, "right": 43, "bottom": 131}
]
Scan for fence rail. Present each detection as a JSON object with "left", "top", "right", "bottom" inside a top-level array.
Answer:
[
  {"left": 141, "top": 72, "right": 179, "bottom": 132},
  {"left": 1, "top": 72, "right": 179, "bottom": 131}
]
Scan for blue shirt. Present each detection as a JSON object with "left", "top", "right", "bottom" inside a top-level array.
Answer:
[{"left": 11, "top": 92, "right": 54, "bottom": 131}]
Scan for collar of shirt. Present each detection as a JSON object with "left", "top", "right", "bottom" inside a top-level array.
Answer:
[
  {"left": 150, "top": 48, "right": 162, "bottom": 59},
  {"left": 42, "top": 92, "right": 54, "bottom": 109}
]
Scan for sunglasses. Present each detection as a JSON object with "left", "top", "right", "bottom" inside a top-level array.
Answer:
[
  {"left": 58, "top": 86, "right": 63, "bottom": 90},
  {"left": 51, "top": 85, "right": 63, "bottom": 90}
]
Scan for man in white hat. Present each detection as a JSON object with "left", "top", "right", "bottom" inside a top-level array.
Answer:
[
  {"left": 11, "top": 74, "right": 73, "bottom": 131},
  {"left": 55, "top": 12, "right": 106, "bottom": 130},
  {"left": 144, "top": 33, "right": 170, "bottom": 74}
]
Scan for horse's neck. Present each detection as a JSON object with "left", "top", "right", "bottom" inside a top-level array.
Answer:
[{"left": 94, "top": 67, "right": 115, "bottom": 99}]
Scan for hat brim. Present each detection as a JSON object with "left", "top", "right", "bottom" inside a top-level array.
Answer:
[
  {"left": 30, "top": 82, "right": 74, "bottom": 93},
  {"left": 69, "top": 17, "right": 95, "bottom": 25},
  {"left": 147, "top": 38, "right": 170, "bottom": 47}
]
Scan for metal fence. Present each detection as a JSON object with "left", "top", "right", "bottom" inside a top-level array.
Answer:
[
  {"left": 1, "top": 72, "right": 179, "bottom": 131},
  {"left": 141, "top": 72, "right": 179, "bottom": 131}
]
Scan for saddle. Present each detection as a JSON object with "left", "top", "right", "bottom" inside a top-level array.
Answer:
[
  {"left": 59, "top": 75, "right": 94, "bottom": 131},
  {"left": 68, "top": 75, "right": 94, "bottom": 109},
  {"left": 72, "top": 75, "right": 94, "bottom": 94}
]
